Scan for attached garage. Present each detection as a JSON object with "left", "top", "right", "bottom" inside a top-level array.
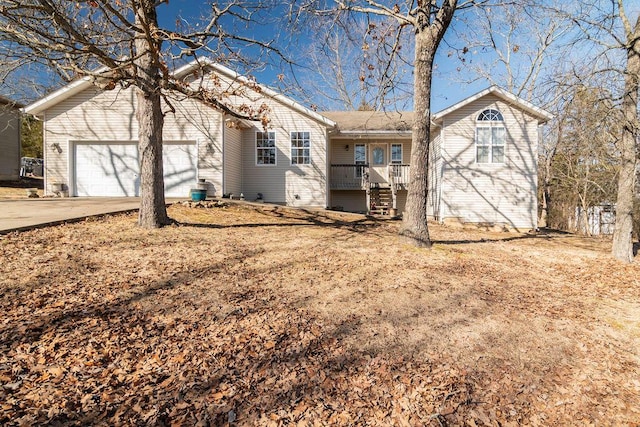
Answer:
[{"left": 72, "top": 141, "right": 197, "bottom": 197}]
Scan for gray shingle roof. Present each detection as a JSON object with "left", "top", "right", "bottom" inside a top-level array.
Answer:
[
  {"left": 322, "top": 111, "right": 414, "bottom": 132},
  {"left": 0, "top": 95, "right": 24, "bottom": 109}
]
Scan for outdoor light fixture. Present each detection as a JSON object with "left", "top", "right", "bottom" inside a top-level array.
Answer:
[
  {"left": 345, "top": 144, "right": 349, "bottom": 151},
  {"left": 51, "top": 143, "right": 62, "bottom": 153}
]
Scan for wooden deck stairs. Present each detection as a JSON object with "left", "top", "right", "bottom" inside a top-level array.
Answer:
[{"left": 369, "top": 186, "right": 393, "bottom": 215}]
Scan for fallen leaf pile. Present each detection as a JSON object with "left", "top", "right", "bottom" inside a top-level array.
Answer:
[{"left": 1, "top": 203, "right": 639, "bottom": 425}]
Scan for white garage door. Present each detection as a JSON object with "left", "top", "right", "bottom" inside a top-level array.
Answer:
[{"left": 74, "top": 142, "right": 197, "bottom": 197}]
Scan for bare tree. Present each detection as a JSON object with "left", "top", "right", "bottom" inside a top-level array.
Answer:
[
  {"left": 562, "top": 0, "right": 640, "bottom": 262},
  {"left": 612, "top": 2, "right": 640, "bottom": 262},
  {"left": 450, "top": 1, "right": 572, "bottom": 102},
  {"left": 287, "top": 15, "right": 414, "bottom": 111},
  {"left": 466, "top": 0, "right": 639, "bottom": 261},
  {"left": 549, "top": 86, "right": 620, "bottom": 234},
  {"left": 0, "top": 0, "right": 280, "bottom": 228},
  {"left": 307, "top": 0, "right": 466, "bottom": 247}
]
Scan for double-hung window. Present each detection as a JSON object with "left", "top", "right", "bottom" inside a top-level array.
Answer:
[
  {"left": 256, "top": 131, "right": 276, "bottom": 165},
  {"left": 391, "top": 143, "right": 403, "bottom": 177},
  {"left": 290, "top": 132, "right": 310, "bottom": 165},
  {"left": 476, "top": 109, "right": 505, "bottom": 164},
  {"left": 354, "top": 144, "right": 366, "bottom": 178},
  {"left": 391, "top": 144, "right": 403, "bottom": 164}
]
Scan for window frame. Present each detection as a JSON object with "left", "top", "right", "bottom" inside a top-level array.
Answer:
[
  {"left": 290, "top": 131, "right": 311, "bottom": 165},
  {"left": 256, "top": 131, "right": 276, "bottom": 166},
  {"left": 371, "top": 146, "right": 386, "bottom": 166},
  {"left": 476, "top": 109, "right": 505, "bottom": 164},
  {"left": 390, "top": 143, "right": 403, "bottom": 164},
  {"left": 354, "top": 143, "right": 366, "bottom": 178}
]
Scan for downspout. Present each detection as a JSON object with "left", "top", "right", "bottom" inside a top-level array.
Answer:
[
  {"left": 17, "top": 111, "right": 22, "bottom": 181},
  {"left": 438, "top": 119, "right": 445, "bottom": 223},
  {"left": 325, "top": 127, "right": 330, "bottom": 208},
  {"left": 221, "top": 115, "right": 226, "bottom": 196},
  {"left": 42, "top": 113, "right": 48, "bottom": 195}
]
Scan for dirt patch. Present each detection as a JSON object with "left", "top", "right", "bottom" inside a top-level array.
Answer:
[
  {"left": 0, "top": 178, "right": 44, "bottom": 199},
  {"left": 1, "top": 203, "right": 638, "bottom": 425}
]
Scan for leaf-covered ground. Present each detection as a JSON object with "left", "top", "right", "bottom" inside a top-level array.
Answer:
[{"left": 1, "top": 202, "right": 639, "bottom": 426}]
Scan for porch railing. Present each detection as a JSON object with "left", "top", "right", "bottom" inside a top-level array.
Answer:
[
  {"left": 330, "top": 164, "right": 369, "bottom": 189},
  {"left": 389, "top": 164, "right": 410, "bottom": 187}
]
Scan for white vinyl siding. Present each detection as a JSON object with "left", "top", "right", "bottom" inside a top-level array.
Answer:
[
  {"left": 223, "top": 124, "right": 242, "bottom": 196},
  {"left": 242, "top": 124, "right": 327, "bottom": 206},
  {"left": 38, "top": 66, "right": 331, "bottom": 205},
  {"left": 187, "top": 69, "right": 328, "bottom": 207},
  {"left": 440, "top": 95, "right": 539, "bottom": 229},
  {"left": 428, "top": 128, "right": 442, "bottom": 220},
  {"left": 220, "top": 73, "right": 327, "bottom": 207}
]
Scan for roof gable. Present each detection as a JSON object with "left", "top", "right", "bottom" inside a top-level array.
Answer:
[
  {"left": 433, "top": 86, "right": 553, "bottom": 124},
  {"left": 24, "top": 59, "right": 336, "bottom": 127}
]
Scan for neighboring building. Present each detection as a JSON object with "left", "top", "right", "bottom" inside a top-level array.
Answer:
[
  {"left": 24, "top": 60, "right": 552, "bottom": 230},
  {"left": 573, "top": 204, "right": 615, "bottom": 236},
  {"left": 0, "top": 96, "right": 23, "bottom": 181}
]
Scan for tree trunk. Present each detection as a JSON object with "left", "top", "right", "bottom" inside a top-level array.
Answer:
[
  {"left": 134, "top": 4, "right": 170, "bottom": 228},
  {"left": 399, "top": 30, "right": 437, "bottom": 247},
  {"left": 137, "top": 90, "right": 169, "bottom": 227},
  {"left": 612, "top": 18, "right": 639, "bottom": 262},
  {"left": 399, "top": 0, "right": 457, "bottom": 247},
  {"left": 539, "top": 157, "right": 552, "bottom": 228}
]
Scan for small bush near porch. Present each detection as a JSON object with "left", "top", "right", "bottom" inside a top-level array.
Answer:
[{"left": 1, "top": 204, "right": 638, "bottom": 425}]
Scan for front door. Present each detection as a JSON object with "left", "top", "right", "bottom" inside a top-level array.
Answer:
[{"left": 369, "top": 143, "right": 388, "bottom": 184}]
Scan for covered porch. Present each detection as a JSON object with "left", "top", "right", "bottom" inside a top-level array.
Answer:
[
  {"left": 322, "top": 110, "right": 414, "bottom": 215},
  {"left": 329, "top": 163, "right": 410, "bottom": 215}
]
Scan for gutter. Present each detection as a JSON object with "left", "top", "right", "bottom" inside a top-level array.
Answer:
[{"left": 332, "top": 130, "right": 412, "bottom": 138}]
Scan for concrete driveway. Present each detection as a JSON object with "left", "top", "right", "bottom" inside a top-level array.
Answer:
[{"left": 0, "top": 198, "right": 179, "bottom": 233}]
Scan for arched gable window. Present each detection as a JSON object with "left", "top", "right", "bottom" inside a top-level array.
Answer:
[
  {"left": 478, "top": 109, "right": 504, "bottom": 122},
  {"left": 476, "top": 109, "right": 505, "bottom": 163}
]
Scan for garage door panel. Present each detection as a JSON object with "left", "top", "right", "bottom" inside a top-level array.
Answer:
[
  {"left": 75, "top": 143, "right": 139, "bottom": 197},
  {"left": 74, "top": 142, "right": 197, "bottom": 197}
]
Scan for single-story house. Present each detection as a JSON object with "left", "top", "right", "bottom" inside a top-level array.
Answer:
[
  {"left": 0, "top": 96, "right": 23, "bottom": 181},
  {"left": 24, "top": 59, "right": 552, "bottom": 230}
]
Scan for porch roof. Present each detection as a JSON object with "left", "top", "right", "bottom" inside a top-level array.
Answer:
[{"left": 322, "top": 111, "right": 414, "bottom": 136}]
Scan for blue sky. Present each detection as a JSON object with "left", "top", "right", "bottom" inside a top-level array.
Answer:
[
  {"left": 154, "top": 0, "right": 484, "bottom": 113},
  {"left": 6, "top": 0, "right": 610, "bottom": 112}
]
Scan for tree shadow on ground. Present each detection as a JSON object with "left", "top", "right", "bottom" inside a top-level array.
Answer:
[
  {"left": 174, "top": 206, "right": 382, "bottom": 234},
  {"left": 432, "top": 227, "right": 576, "bottom": 246},
  {"left": 2, "top": 251, "right": 475, "bottom": 426}
]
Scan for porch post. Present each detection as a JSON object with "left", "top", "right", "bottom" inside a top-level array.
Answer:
[{"left": 364, "top": 168, "right": 371, "bottom": 214}]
